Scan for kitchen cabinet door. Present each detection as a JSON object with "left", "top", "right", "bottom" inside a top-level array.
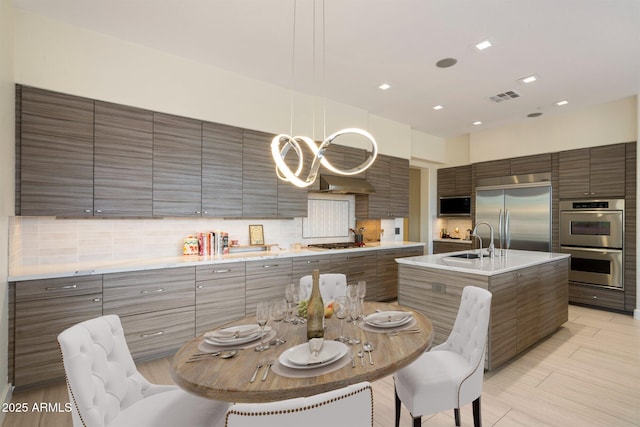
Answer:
[
  {"left": 19, "top": 86, "right": 95, "bottom": 216},
  {"left": 366, "top": 154, "right": 392, "bottom": 218},
  {"left": 245, "top": 259, "right": 293, "bottom": 314},
  {"left": 390, "top": 157, "right": 410, "bottom": 218},
  {"left": 195, "top": 262, "right": 246, "bottom": 335},
  {"left": 153, "top": 113, "right": 203, "bottom": 216},
  {"left": 473, "top": 159, "right": 511, "bottom": 180},
  {"left": 510, "top": 153, "right": 551, "bottom": 175},
  {"left": 292, "top": 255, "right": 332, "bottom": 282},
  {"left": 589, "top": 143, "right": 626, "bottom": 197},
  {"left": 558, "top": 148, "right": 590, "bottom": 199},
  {"left": 277, "top": 146, "right": 309, "bottom": 217},
  {"left": 103, "top": 267, "right": 196, "bottom": 359},
  {"left": 202, "top": 122, "right": 244, "bottom": 217},
  {"left": 437, "top": 165, "right": 472, "bottom": 198},
  {"left": 14, "top": 276, "right": 103, "bottom": 387},
  {"left": 356, "top": 154, "right": 410, "bottom": 219},
  {"left": 94, "top": 101, "right": 153, "bottom": 217},
  {"left": 242, "top": 130, "right": 278, "bottom": 217},
  {"left": 375, "top": 249, "right": 400, "bottom": 301},
  {"left": 559, "top": 144, "right": 625, "bottom": 199}
]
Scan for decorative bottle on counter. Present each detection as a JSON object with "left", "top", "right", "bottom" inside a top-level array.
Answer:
[{"left": 306, "top": 269, "right": 325, "bottom": 339}]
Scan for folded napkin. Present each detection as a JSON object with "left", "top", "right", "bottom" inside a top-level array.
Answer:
[
  {"left": 205, "top": 325, "right": 260, "bottom": 340},
  {"left": 307, "top": 338, "right": 324, "bottom": 365},
  {"left": 365, "top": 311, "right": 411, "bottom": 324}
]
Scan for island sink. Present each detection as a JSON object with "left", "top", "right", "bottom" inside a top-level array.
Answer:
[{"left": 446, "top": 252, "right": 488, "bottom": 260}]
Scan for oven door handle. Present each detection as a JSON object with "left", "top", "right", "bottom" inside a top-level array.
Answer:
[{"left": 561, "top": 246, "right": 622, "bottom": 254}]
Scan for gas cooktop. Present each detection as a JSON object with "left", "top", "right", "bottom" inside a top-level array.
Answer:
[{"left": 307, "top": 242, "right": 360, "bottom": 249}]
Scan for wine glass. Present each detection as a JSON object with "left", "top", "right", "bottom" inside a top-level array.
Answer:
[
  {"left": 357, "top": 280, "right": 367, "bottom": 317},
  {"left": 284, "top": 283, "right": 295, "bottom": 322},
  {"left": 254, "top": 301, "right": 270, "bottom": 352},
  {"left": 347, "top": 298, "right": 361, "bottom": 345},
  {"left": 292, "top": 284, "right": 307, "bottom": 325},
  {"left": 333, "top": 296, "right": 349, "bottom": 343},
  {"left": 269, "top": 298, "right": 287, "bottom": 346}
]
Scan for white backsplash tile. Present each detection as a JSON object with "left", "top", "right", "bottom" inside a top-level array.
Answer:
[{"left": 10, "top": 197, "right": 404, "bottom": 269}]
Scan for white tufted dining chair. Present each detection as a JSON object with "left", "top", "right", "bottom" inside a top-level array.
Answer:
[
  {"left": 393, "top": 286, "right": 492, "bottom": 427},
  {"left": 57, "top": 315, "right": 230, "bottom": 427},
  {"left": 299, "top": 273, "right": 347, "bottom": 303},
  {"left": 225, "top": 381, "right": 373, "bottom": 427}
]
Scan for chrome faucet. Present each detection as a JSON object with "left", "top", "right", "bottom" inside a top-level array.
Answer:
[
  {"left": 470, "top": 233, "right": 483, "bottom": 260},
  {"left": 472, "top": 222, "right": 495, "bottom": 259}
]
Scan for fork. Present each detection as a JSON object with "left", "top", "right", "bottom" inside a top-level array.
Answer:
[{"left": 250, "top": 361, "right": 264, "bottom": 383}]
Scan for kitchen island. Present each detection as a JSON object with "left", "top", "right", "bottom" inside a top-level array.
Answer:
[{"left": 396, "top": 249, "right": 570, "bottom": 370}]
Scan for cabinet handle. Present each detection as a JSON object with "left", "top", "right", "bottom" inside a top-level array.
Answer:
[
  {"left": 95, "top": 209, "right": 102, "bottom": 213},
  {"left": 140, "top": 331, "right": 164, "bottom": 338},
  {"left": 46, "top": 284, "right": 77, "bottom": 291},
  {"left": 140, "top": 288, "right": 165, "bottom": 294},
  {"left": 84, "top": 209, "right": 92, "bottom": 213},
  {"left": 203, "top": 211, "right": 208, "bottom": 215},
  {"left": 346, "top": 255, "right": 366, "bottom": 260},
  {"left": 92, "top": 298, "right": 101, "bottom": 302},
  {"left": 197, "top": 285, "right": 204, "bottom": 289},
  {"left": 195, "top": 211, "right": 201, "bottom": 215},
  {"left": 212, "top": 269, "right": 230, "bottom": 274},
  {"left": 592, "top": 295, "right": 598, "bottom": 299},
  {"left": 262, "top": 264, "right": 279, "bottom": 268},
  {"left": 305, "top": 260, "right": 320, "bottom": 264}
]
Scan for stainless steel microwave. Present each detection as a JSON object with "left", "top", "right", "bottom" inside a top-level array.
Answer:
[{"left": 438, "top": 196, "right": 471, "bottom": 217}]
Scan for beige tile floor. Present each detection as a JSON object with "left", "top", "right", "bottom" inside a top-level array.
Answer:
[{"left": 3, "top": 304, "right": 639, "bottom": 426}]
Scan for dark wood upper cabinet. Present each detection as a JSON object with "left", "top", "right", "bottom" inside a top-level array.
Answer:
[
  {"left": 356, "top": 153, "right": 409, "bottom": 219},
  {"left": 473, "top": 159, "right": 511, "bottom": 181},
  {"left": 242, "top": 129, "right": 278, "bottom": 217},
  {"left": 559, "top": 144, "right": 625, "bottom": 199},
  {"left": 510, "top": 153, "right": 551, "bottom": 175},
  {"left": 94, "top": 102, "right": 153, "bottom": 217},
  {"left": 19, "top": 87, "right": 94, "bottom": 217},
  {"left": 437, "top": 165, "right": 471, "bottom": 197},
  {"left": 152, "top": 113, "right": 203, "bottom": 216},
  {"left": 202, "top": 122, "right": 243, "bottom": 217}
]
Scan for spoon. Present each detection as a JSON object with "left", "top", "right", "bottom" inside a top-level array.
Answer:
[
  {"left": 220, "top": 350, "right": 238, "bottom": 359},
  {"left": 357, "top": 350, "right": 365, "bottom": 367},
  {"left": 363, "top": 342, "right": 374, "bottom": 365}
]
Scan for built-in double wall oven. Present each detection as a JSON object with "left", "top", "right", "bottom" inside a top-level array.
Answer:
[{"left": 559, "top": 199, "right": 624, "bottom": 290}]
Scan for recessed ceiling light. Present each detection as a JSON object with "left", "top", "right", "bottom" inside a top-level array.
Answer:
[
  {"left": 475, "top": 40, "right": 492, "bottom": 51},
  {"left": 518, "top": 74, "right": 539, "bottom": 84},
  {"left": 556, "top": 100, "right": 569, "bottom": 106},
  {"left": 433, "top": 105, "right": 443, "bottom": 110},
  {"left": 473, "top": 121, "right": 483, "bottom": 126},
  {"left": 378, "top": 83, "right": 391, "bottom": 90},
  {"left": 435, "top": 57, "right": 458, "bottom": 68}
]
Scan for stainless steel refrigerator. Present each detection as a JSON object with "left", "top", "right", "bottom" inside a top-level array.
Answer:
[{"left": 475, "top": 177, "right": 552, "bottom": 253}]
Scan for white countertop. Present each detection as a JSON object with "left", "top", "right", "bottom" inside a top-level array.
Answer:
[
  {"left": 396, "top": 249, "right": 569, "bottom": 276},
  {"left": 9, "top": 241, "right": 425, "bottom": 282},
  {"left": 433, "top": 238, "right": 473, "bottom": 244}
]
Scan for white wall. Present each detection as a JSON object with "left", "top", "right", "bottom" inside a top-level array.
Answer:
[
  {"left": 13, "top": 9, "right": 423, "bottom": 162},
  {"left": 0, "top": 0, "right": 14, "bottom": 411},
  {"left": 469, "top": 96, "right": 638, "bottom": 163}
]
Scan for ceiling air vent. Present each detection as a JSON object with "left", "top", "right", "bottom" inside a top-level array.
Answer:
[{"left": 489, "top": 90, "right": 521, "bottom": 103}]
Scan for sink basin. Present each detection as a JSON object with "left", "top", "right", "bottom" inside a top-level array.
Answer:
[{"left": 446, "top": 252, "right": 489, "bottom": 260}]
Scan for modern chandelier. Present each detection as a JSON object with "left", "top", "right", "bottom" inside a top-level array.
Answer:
[{"left": 271, "top": 0, "right": 378, "bottom": 188}]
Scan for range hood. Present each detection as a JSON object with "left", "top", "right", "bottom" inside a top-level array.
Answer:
[{"left": 317, "top": 174, "right": 376, "bottom": 194}]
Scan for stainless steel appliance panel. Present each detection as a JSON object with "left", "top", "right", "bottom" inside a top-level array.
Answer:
[
  {"left": 559, "top": 211, "right": 623, "bottom": 248},
  {"left": 504, "top": 186, "right": 552, "bottom": 252},
  {"left": 560, "top": 246, "right": 623, "bottom": 289},
  {"left": 475, "top": 185, "right": 551, "bottom": 252}
]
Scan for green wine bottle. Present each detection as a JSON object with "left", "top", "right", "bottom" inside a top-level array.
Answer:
[{"left": 306, "top": 269, "right": 325, "bottom": 339}]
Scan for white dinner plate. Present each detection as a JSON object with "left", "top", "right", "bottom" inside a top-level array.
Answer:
[
  {"left": 363, "top": 311, "right": 413, "bottom": 328},
  {"left": 279, "top": 341, "right": 348, "bottom": 369},
  {"left": 204, "top": 325, "right": 271, "bottom": 346}
]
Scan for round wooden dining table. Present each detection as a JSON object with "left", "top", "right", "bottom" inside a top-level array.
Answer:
[{"left": 170, "top": 301, "right": 433, "bottom": 403}]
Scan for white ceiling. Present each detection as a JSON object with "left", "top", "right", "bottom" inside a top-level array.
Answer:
[{"left": 13, "top": 0, "right": 640, "bottom": 138}]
